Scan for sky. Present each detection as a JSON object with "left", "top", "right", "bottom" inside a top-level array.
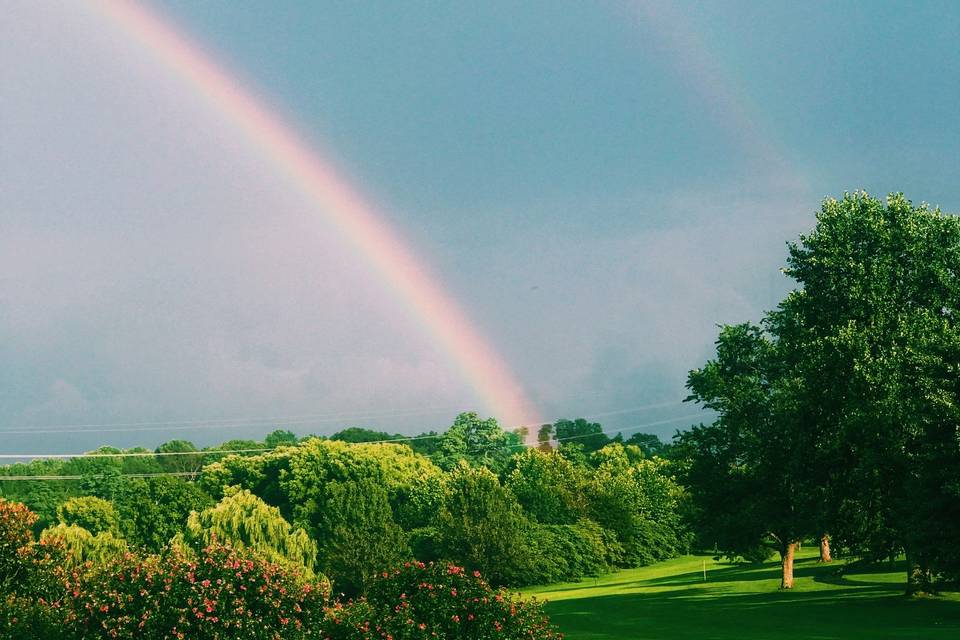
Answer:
[{"left": 2, "top": 0, "right": 959, "bottom": 454}]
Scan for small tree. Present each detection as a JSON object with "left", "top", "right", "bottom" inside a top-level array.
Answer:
[{"left": 182, "top": 487, "right": 318, "bottom": 576}]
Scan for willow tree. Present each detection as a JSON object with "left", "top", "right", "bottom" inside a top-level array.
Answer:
[
  {"left": 40, "top": 524, "right": 128, "bottom": 568},
  {"left": 182, "top": 487, "right": 317, "bottom": 576}
]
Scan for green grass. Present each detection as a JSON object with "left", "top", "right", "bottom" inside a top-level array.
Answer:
[{"left": 522, "top": 548, "right": 960, "bottom": 639}]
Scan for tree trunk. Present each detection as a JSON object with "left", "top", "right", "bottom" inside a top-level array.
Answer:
[
  {"left": 819, "top": 534, "right": 832, "bottom": 563},
  {"left": 780, "top": 541, "right": 797, "bottom": 589},
  {"left": 905, "top": 551, "right": 933, "bottom": 596}
]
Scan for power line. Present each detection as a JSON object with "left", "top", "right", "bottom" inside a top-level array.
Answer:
[
  {"left": 0, "top": 405, "right": 467, "bottom": 435},
  {"left": 0, "top": 431, "right": 454, "bottom": 462},
  {"left": 555, "top": 413, "right": 706, "bottom": 443},
  {"left": 0, "top": 407, "right": 711, "bottom": 479},
  {"left": 0, "top": 472, "right": 198, "bottom": 481},
  {"left": 0, "top": 399, "right": 690, "bottom": 436},
  {"left": 0, "top": 447, "right": 276, "bottom": 460}
]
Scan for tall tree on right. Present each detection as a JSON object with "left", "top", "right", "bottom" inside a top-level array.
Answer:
[
  {"left": 683, "top": 192, "right": 960, "bottom": 592},
  {"left": 771, "top": 192, "right": 960, "bottom": 593}
]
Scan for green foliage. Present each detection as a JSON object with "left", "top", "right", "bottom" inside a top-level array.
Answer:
[
  {"left": 589, "top": 445, "right": 690, "bottom": 566},
  {"left": 436, "top": 463, "right": 534, "bottom": 585},
  {"left": 114, "top": 476, "right": 213, "bottom": 552},
  {"left": 154, "top": 439, "right": 204, "bottom": 475},
  {"left": 532, "top": 520, "right": 613, "bottom": 583},
  {"left": 330, "top": 427, "right": 395, "bottom": 443},
  {"left": 406, "top": 430, "right": 442, "bottom": 456},
  {"left": 263, "top": 429, "right": 298, "bottom": 448},
  {"left": 432, "top": 412, "right": 521, "bottom": 476},
  {"left": 182, "top": 487, "right": 318, "bottom": 576},
  {"left": 200, "top": 446, "right": 291, "bottom": 507},
  {"left": 392, "top": 473, "right": 445, "bottom": 530},
  {"left": 683, "top": 322, "right": 813, "bottom": 565},
  {"left": 505, "top": 448, "right": 588, "bottom": 524},
  {"left": 40, "top": 524, "right": 128, "bottom": 568},
  {"left": 622, "top": 432, "right": 670, "bottom": 458},
  {"left": 774, "top": 192, "right": 960, "bottom": 586},
  {"left": 56, "top": 496, "right": 119, "bottom": 535},
  {"left": 323, "top": 561, "right": 561, "bottom": 640},
  {"left": 555, "top": 417, "right": 611, "bottom": 454},
  {"left": 0, "top": 466, "right": 69, "bottom": 531},
  {"left": 317, "top": 477, "right": 410, "bottom": 595}
]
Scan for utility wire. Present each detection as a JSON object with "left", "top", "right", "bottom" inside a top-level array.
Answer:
[
  {"left": 0, "top": 431, "right": 456, "bottom": 461},
  {"left": 0, "top": 400, "right": 689, "bottom": 436},
  {"left": 0, "top": 405, "right": 468, "bottom": 435},
  {"left": 0, "top": 407, "right": 703, "bottom": 460},
  {"left": 0, "top": 410, "right": 709, "bottom": 477}
]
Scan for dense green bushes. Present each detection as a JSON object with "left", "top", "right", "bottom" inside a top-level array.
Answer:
[
  {"left": 1, "top": 411, "right": 692, "bottom": 636},
  {"left": 69, "top": 542, "right": 329, "bottom": 640},
  {"left": 324, "top": 561, "right": 561, "bottom": 640}
]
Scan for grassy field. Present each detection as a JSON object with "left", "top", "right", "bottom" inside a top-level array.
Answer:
[{"left": 522, "top": 548, "right": 960, "bottom": 639}]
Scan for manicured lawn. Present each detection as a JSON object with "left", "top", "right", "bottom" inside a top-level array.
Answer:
[{"left": 522, "top": 549, "right": 960, "bottom": 639}]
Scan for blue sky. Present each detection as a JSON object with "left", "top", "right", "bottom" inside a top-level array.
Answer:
[{"left": 2, "top": 1, "right": 959, "bottom": 452}]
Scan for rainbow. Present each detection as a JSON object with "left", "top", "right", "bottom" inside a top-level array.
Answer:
[
  {"left": 90, "top": 0, "right": 540, "bottom": 428},
  {"left": 632, "top": 0, "right": 804, "bottom": 187}
]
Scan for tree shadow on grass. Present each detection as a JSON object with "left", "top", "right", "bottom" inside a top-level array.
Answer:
[
  {"left": 813, "top": 559, "right": 908, "bottom": 589},
  {"left": 640, "top": 556, "right": 830, "bottom": 587},
  {"left": 535, "top": 559, "right": 810, "bottom": 596},
  {"left": 544, "top": 584, "right": 960, "bottom": 640}
]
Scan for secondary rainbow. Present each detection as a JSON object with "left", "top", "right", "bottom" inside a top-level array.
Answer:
[{"left": 91, "top": 0, "right": 540, "bottom": 428}]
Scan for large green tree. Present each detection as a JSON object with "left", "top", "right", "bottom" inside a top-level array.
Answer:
[
  {"left": 317, "top": 477, "right": 409, "bottom": 595},
  {"left": 683, "top": 323, "right": 815, "bottom": 588},
  {"left": 437, "top": 463, "right": 534, "bottom": 585},
  {"left": 432, "top": 412, "right": 521, "bottom": 476},
  {"left": 771, "top": 192, "right": 960, "bottom": 592},
  {"left": 505, "top": 448, "right": 588, "bottom": 524}
]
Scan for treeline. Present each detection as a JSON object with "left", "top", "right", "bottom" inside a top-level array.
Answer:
[
  {"left": 678, "top": 193, "right": 960, "bottom": 593},
  {"left": 1, "top": 412, "right": 685, "bottom": 637}
]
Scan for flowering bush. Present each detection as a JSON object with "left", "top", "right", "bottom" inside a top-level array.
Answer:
[
  {"left": 0, "top": 594, "right": 68, "bottom": 640},
  {"left": 69, "top": 542, "right": 330, "bottom": 639},
  {"left": 323, "top": 561, "right": 562, "bottom": 640},
  {"left": 0, "top": 499, "right": 72, "bottom": 640},
  {"left": 0, "top": 498, "right": 38, "bottom": 592}
]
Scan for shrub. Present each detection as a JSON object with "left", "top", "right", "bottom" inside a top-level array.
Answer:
[
  {"left": 533, "top": 520, "right": 611, "bottom": 583},
  {"left": 68, "top": 542, "right": 329, "bottom": 640},
  {"left": 0, "top": 594, "right": 68, "bottom": 640},
  {"left": 323, "top": 561, "right": 562, "bottom": 640}
]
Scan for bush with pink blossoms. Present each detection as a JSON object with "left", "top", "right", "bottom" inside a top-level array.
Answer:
[
  {"left": 322, "top": 561, "right": 562, "bottom": 640},
  {"left": 69, "top": 542, "right": 330, "bottom": 640}
]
